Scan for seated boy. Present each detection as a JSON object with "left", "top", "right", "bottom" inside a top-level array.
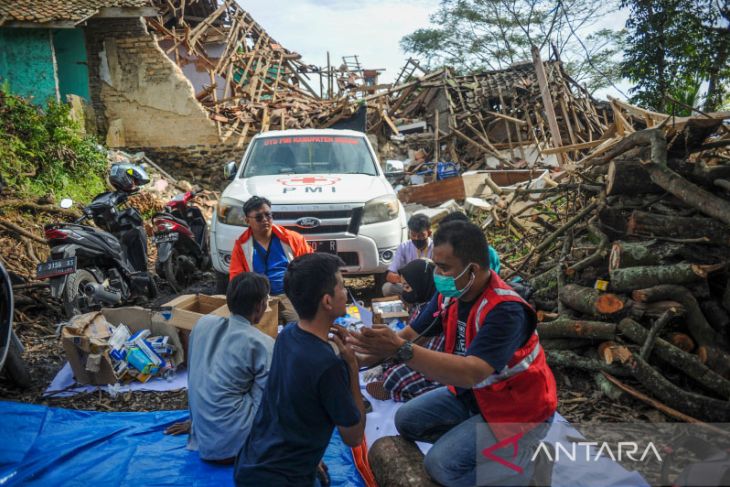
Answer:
[
  {"left": 234, "top": 253, "right": 366, "bottom": 486},
  {"left": 165, "top": 272, "right": 274, "bottom": 463}
]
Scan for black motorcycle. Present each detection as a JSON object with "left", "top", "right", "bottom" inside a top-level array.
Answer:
[
  {"left": 152, "top": 189, "right": 210, "bottom": 292},
  {"left": 37, "top": 164, "right": 157, "bottom": 317},
  {"left": 0, "top": 260, "right": 30, "bottom": 388}
]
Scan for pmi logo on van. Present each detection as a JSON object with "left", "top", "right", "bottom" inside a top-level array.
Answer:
[
  {"left": 278, "top": 176, "right": 340, "bottom": 194},
  {"left": 277, "top": 177, "right": 340, "bottom": 186}
]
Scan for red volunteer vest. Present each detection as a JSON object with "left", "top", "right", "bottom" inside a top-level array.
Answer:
[{"left": 438, "top": 270, "right": 557, "bottom": 441}]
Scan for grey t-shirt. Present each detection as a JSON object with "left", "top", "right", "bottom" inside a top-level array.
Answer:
[{"left": 187, "top": 314, "right": 274, "bottom": 460}]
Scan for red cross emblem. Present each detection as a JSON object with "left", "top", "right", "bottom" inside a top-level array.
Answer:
[{"left": 278, "top": 176, "right": 340, "bottom": 186}]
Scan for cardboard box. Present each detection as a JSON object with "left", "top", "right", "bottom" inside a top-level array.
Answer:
[
  {"left": 158, "top": 294, "right": 229, "bottom": 331},
  {"left": 62, "top": 307, "right": 184, "bottom": 385},
  {"left": 212, "top": 295, "right": 280, "bottom": 339},
  {"left": 371, "top": 296, "right": 409, "bottom": 324}
]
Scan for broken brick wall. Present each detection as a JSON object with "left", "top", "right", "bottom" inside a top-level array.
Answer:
[
  {"left": 125, "top": 143, "right": 245, "bottom": 190},
  {"left": 85, "top": 17, "right": 220, "bottom": 148}
]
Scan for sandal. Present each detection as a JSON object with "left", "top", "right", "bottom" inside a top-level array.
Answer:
[{"left": 366, "top": 380, "right": 391, "bottom": 401}]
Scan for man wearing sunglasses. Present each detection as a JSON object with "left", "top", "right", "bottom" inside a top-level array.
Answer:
[{"left": 229, "top": 196, "right": 312, "bottom": 323}]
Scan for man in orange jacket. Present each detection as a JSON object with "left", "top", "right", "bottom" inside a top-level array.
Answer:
[{"left": 229, "top": 196, "right": 312, "bottom": 323}]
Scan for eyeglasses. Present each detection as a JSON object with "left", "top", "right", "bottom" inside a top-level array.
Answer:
[{"left": 249, "top": 212, "right": 273, "bottom": 222}]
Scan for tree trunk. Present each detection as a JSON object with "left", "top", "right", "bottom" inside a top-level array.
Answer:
[
  {"left": 368, "top": 436, "right": 438, "bottom": 487},
  {"left": 566, "top": 223, "right": 610, "bottom": 275},
  {"left": 723, "top": 277, "right": 730, "bottom": 314},
  {"left": 631, "top": 285, "right": 723, "bottom": 347},
  {"left": 618, "top": 318, "right": 730, "bottom": 399},
  {"left": 700, "top": 300, "right": 730, "bottom": 334},
  {"left": 541, "top": 338, "right": 594, "bottom": 350},
  {"left": 697, "top": 346, "right": 730, "bottom": 380},
  {"left": 609, "top": 263, "right": 713, "bottom": 292},
  {"left": 537, "top": 318, "right": 616, "bottom": 340},
  {"left": 630, "top": 300, "right": 685, "bottom": 320},
  {"left": 609, "top": 240, "right": 684, "bottom": 270},
  {"left": 559, "top": 284, "right": 626, "bottom": 318},
  {"left": 627, "top": 211, "right": 730, "bottom": 246},
  {"left": 627, "top": 353, "right": 730, "bottom": 422},
  {"left": 667, "top": 332, "right": 695, "bottom": 353},
  {"left": 597, "top": 341, "right": 632, "bottom": 364},
  {"left": 643, "top": 159, "right": 730, "bottom": 226},
  {"left": 545, "top": 349, "right": 631, "bottom": 376},
  {"left": 606, "top": 160, "right": 662, "bottom": 195}
]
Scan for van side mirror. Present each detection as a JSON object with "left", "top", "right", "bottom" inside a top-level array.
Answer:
[
  {"left": 384, "top": 159, "right": 404, "bottom": 175},
  {"left": 224, "top": 161, "right": 237, "bottom": 180}
]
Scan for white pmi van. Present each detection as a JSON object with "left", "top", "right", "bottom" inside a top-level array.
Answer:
[{"left": 210, "top": 129, "right": 407, "bottom": 290}]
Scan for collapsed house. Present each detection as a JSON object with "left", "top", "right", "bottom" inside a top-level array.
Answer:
[{"left": 369, "top": 49, "right": 611, "bottom": 173}]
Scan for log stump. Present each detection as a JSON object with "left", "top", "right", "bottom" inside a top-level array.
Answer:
[{"left": 368, "top": 436, "right": 438, "bottom": 487}]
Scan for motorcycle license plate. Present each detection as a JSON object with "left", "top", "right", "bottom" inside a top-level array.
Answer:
[
  {"left": 36, "top": 257, "right": 77, "bottom": 280},
  {"left": 153, "top": 233, "right": 179, "bottom": 244},
  {"left": 310, "top": 240, "right": 337, "bottom": 254}
]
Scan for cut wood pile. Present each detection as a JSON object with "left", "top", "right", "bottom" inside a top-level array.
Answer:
[
  {"left": 147, "top": 0, "right": 357, "bottom": 147},
  {"left": 487, "top": 107, "right": 730, "bottom": 423},
  {"left": 371, "top": 48, "right": 610, "bottom": 175}
]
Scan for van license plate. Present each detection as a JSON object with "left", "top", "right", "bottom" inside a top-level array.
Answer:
[
  {"left": 37, "top": 257, "right": 77, "bottom": 279},
  {"left": 310, "top": 240, "right": 337, "bottom": 254}
]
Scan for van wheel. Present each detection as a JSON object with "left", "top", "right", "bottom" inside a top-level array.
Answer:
[{"left": 215, "top": 271, "right": 229, "bottom": 295}]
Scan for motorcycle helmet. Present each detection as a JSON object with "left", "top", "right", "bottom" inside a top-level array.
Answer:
[{"left": 109, "top": 164, "right": 150, "bottom": 192}]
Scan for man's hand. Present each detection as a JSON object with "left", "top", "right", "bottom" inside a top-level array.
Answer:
[
  {"left": 165, "top": 419, "right": 191, "bottom": 435},
  {"left": 355, "top": 352, "right": 382, "bottom": 369},
  {"left": 348, "top": 325, "right": 405, "bottom": 361},
  {"left": 329, "top": 326, "right": 358, "bottom": 371}
]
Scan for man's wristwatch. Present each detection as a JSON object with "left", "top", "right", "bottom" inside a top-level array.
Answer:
[{"left": 393, "top": 340, "right": 414, "bottom": 363}]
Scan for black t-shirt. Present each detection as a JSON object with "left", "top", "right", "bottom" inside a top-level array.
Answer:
[
  {"left": 410, "top": 293, "right": 534, "bottom": 396},
  {"left": 234, "top": 324, "right": 360, "bottom": 486}
]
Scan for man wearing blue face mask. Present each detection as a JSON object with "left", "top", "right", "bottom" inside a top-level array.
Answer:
[{"left": 350, "top": 220, "right": 557, "bottom": 487}]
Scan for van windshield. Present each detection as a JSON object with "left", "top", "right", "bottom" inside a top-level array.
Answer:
[{"left": 242, "top": 135, "right": 378, "bottom": 177}]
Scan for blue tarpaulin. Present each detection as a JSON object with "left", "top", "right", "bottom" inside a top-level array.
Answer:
[{"left": 0, "top": 401, "right": 364, "bottom": 486}]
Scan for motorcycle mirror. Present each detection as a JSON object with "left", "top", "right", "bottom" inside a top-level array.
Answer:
[
  {"left": 60, "top": 198, "right": 74, "bottom": 209},
  {"left": 224, "top": 161, "right": 237, "bottom": 180}
]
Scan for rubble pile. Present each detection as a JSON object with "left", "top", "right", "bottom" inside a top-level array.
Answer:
[
  {"left": 370, "top": 49, "right": 609, "bottom": 175},
  {"left": 147, "top": 0, "right": 357, "bottom": 147}
]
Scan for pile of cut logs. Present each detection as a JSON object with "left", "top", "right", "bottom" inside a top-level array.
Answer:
[{"left": 522, "top": 111, "right": 730, "bottom": 423}]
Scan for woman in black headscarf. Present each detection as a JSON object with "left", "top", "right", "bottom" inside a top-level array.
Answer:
[
  {"left": 366, "top": 259, "right": 444, "bottom": 402},
  {"left": 399, "top": 258, "right": 437, "bottom": 316}
]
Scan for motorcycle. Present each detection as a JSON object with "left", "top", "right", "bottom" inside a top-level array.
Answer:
[
  {"left": 37, "top": 164, "right": 157, "bottom": 317},
  {"left": 152, "top": 190, "right": 210, "bottom": 292},
  {"left": 0, "top": 260, "right": 30, "bottom": 388}
]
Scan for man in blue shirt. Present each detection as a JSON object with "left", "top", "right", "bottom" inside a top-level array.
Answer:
[
  {"left": 165, "top": 272, "right": 274, "bottom": 463},
  {"left": 229, "top": 196, "right": 312, "bottom": 323},
  {"left": 234, "top": 253, "right": 366, "bottom": 486}
]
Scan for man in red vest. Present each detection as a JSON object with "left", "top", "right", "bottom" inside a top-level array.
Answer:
[
  {"left": 350, "top": 220, "right": 557, "bottom": 486},
  {"left": 229, "top": 196, "right": 312, "bottom": 323}
]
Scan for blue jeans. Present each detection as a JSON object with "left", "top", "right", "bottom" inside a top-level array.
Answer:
[{"left": 395, "top": 387, "right": 550, "bottom": 487}]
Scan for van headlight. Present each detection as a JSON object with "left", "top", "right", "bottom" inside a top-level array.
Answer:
[
  {"left": 362, "top": 195, "right": 399, "bottom": 225},
  {"left": 217, "top": 197, "right": 247, "bottom": 226}
]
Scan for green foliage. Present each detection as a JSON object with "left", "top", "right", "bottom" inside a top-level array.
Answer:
[
  {"left": 620, "top": 0, "right": 730, "bottom": 113},
  {"left": 400, "top": 0, "right": 625, "bottom": 93},
  {"left": 0, "top": 85, "right": 108, "bottom": 202}
]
